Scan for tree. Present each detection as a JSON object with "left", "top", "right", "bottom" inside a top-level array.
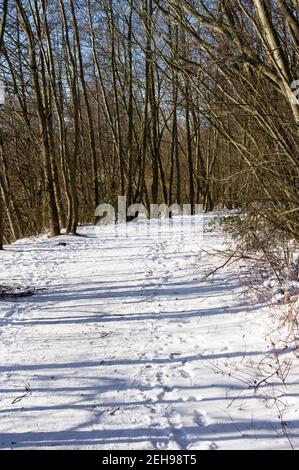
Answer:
[{"left": 0, "top": 0, "right": 8, "bottom": 249}]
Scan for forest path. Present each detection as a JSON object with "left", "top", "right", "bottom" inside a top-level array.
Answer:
[{"left": 0, "top": 215, "right": 298, "bottom": 450}]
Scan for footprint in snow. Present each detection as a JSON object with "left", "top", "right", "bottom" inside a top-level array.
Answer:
[
  {"left": 194, "top": 410, "right": 213, "bottom": 427},
  {"left": 166, "top": 409, "right": 192, "bottom": 449},
  {"left": 179, "top": 368, "right": 193, "bottom": 381},
  {"left": 187, "top": 441, "right": 218, "bottom": 450}
]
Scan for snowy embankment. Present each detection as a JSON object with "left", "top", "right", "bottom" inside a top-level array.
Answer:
[{"left": 0, "top": 214, "right": 298, "bottom": 450}]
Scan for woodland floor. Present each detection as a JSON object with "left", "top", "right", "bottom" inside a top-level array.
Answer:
[{"left": 0, "top": 214, "right": 298, "bottom": 450}]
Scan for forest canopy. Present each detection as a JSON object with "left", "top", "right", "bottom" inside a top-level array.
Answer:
[{"left": 0, "top": 0, "right": 298, "bottom": 245}]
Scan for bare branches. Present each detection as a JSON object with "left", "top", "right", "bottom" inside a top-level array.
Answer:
[
  {"left": 0, "top": 0, "right": 298, "bottom": 245},
  {"left": 0, "top": 0, "right": 8, "bottom": 50}
]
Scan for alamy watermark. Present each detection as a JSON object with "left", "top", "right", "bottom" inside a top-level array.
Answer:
[{"left": 95, "top": 196, "right": 204, "bottom": 240}]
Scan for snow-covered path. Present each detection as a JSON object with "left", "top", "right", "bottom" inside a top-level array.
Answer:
[{"left": 0, "top": 215, "right": 298, "bottom": 450}]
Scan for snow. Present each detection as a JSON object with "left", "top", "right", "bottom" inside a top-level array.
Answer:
[{"left": 0, "top": 214, "right": 298, "bottom": 450}]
